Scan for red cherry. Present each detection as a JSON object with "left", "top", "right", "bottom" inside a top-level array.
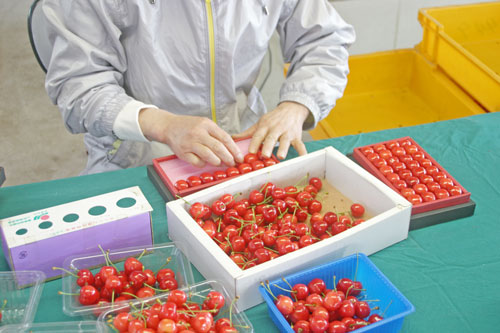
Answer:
[
  {"left": 113, "top": 312, "right": 133, "bottom": 332},
  {"left": 323, "top": 290, "right": 344, "bottom": 311},
  {"left": 404, "top": 144, "right": 419, "bottom": 154},
  {"left": 263, "top": 158, "right": 277, "bottom": 167},
  {"left": 244, "top": 153, "right": 258, "bottom": 164},
  {"left": 372, "top": 158, "right": 387, "bottom": 168},
  {"left": 336, "top": 278, "right": 354, "bottom": 295},
  {"left": 337, "top": 300, "right": 355, "bottom": 318},
  {"left": 309, "top": 177, "right": 323, "bottom": 191},
  {"left": 213, "top": 170, "right": 227, "bottom": 180},
  {"left": 422, "top": 191, "right": 436, "bottom": 202},
  {"left": 251, "top": 160, "right": 265, "bottom": 170},
  {"left": 78, "top": 285, "right": 100, "bottom": 305},
  {"left": 190, "top": 311, "right": 214, "bottom": 333},
  {"left": 310, "top": 315, "right": 329, "bottom": 332},
  {"left": 174, "top": 179, "right": 189, "bottom": 191},
  {"left": 167, "top": 289, "right": 187, "bottom": 307},
  {"left": 238, "top": 163, "right": 253, "bottom": 174},
  {"left": 308, "top": 278, "right": 326, "bottom": 295},
  {"left": 366, "top": 152, "right": 380, "bottom": 163},
  {"left": 275, "top": 294, "right": 294, "bottom": 316},
  {"left": 202, "top": 291, "right": 225, "bottom": 313},
  {"left": 187, "top": 175, "right": 202, "bottom": 187},
  {"left": 328, "top": 320, "right": 347, "bottom": 333},
  {"left": 248, "top": 190, "right": 265, "bottom": 205},
  {"left": 354, "top": 301, "right": 371, "bottom": 318},
  {"left": 350, "top": 203, "right": 365, "bottom": 218},
  {"left": 226, "top": 167, "right": 240, "bottom": 177},
  {"left": 211, "top": 200, "right": 227, "bottom": 216},
  {"left": 407, "top": 194, "right": 423, "bottom": 205},
  {"left": 368, "top": 314, "right": 384, "bottom": 323},
  {"left": 434, "top": 188, "right": 450, "bottom": 199},
  {"left": 199, "top": 172, "right": 214, "bottom": 184},
  {"left": 449, "top": 185, "right": 463, "bottom": 196},
  {"left": 128, "top": 319, "right": 146, "bottom": 333}
]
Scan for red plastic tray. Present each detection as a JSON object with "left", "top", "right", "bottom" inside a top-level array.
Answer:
[
  {"left": 353, "top": 136, "right": 470, "bottom": 214},
  {"left": 152, "top": 138, "right": 279, "bottom": 199}
]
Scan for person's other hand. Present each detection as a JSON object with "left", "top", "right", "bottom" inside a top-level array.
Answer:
[
  {"left": 139, "top": 108, "right": 243, "bottom": 168},
  {"left": 233, "top": 101, "right": 310, "bottom": 160}
]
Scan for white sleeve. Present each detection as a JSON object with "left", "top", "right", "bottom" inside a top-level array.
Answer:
[{"left": 112, "top": 100, "right": 157, "bottom": 142}]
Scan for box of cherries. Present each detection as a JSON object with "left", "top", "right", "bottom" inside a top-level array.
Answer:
[
  {"left": 166, "top": 146, "right": 412, "bottom": 311},
  {"left": 352, "top": 136, "right": 471, "bottom": 214},
  {"left": 153, "top": 138, "right": 279, "bottom": 199}
]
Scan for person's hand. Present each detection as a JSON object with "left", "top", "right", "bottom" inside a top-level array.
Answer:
[
  {"left": 138, "top": 108, "right": 243, "bottom": 168},
  {"left": 233, "top": 101, "right": 310, "bottom": 160}
]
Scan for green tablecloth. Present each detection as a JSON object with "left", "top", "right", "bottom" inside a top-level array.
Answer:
[{"left": 1, "top": 112, "right": 500, "bottom": 332}]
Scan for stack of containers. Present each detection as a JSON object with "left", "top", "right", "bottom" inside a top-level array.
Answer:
[
  {"left": 308, "top": 2, "right": 499, "bottom": 140},
  {"left": 417, "top": 2, "right": 500, "bottom": 112}
]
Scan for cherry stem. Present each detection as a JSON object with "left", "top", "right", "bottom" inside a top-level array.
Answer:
[
  {"left": 282, "top": 277, "right": 294, "bottom": 291},
  {"left": 136, "top": 249, "right": 147, "bottom": 261},
  {"left": 264, "top": 246, "right": 279, "bottom": 254},
  {"left": 98, "top": 245, "right": 111, "bottom": 266},
  {"left": 333, "top": 275, "right": 337, "bottom": 292},
  {"left": 176, "top": 195, "right": 192, "bottom": 206},
  {"left": 382, "top": 299, "right": 393, "bottom": 317},
  {"left": 58, "top": 291, "right": 79, "bottom": 296},
  {"left": 144, "top": 283, "right": 170, "bottom": 293},
  {"left": 345, "top": 285, "right": 354, "bottom": 298},
  {"left": 107, "top": 323, "right": 119, "bottom": 332},
  {"left": 121, "top": 292, "right": 141, "bottom": 300},
  {"left": 261, "top": 281, "right": 276, "bottom": 300},
  {"left": 293, "top": 173, "right": 310, "bottom": 188},
  {"left": 354, "top": 252, "right": 359, "bottom": 282},
  {"left": 52, "top": 266, "right": 78, "bottom": 278},
  {"left": 1, "top": 299, "right": 7, "bottom": 310},
  {"left": 155, "top": 256, "right": 172, "bottom": 272},
  {"left": 242, "top": 258, "right": 257, "bottom": 269},
  {"left": 229, "top": 295, "right": 239, "bottom": 325},
  {"left": 271, "top": 283, "right": 293, "bottom": 294},
  {"left": 105, "top": 250, "right": 119, "bottom": 272}
]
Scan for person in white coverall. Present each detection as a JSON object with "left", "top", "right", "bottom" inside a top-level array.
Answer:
[{"left": 42, "top": 0, "right": 355, "bottom": 175}]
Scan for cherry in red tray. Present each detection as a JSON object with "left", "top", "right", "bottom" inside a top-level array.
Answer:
[
  {"left": 352, "top": 136, "right": 471, "bottom": 215},
  {"left": 152, "top": 138, "right": 279, "bottom": 200}
]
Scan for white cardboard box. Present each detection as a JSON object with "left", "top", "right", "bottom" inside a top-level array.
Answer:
[{"left": 166, "top": 147, "right": 411, "bottom": 311}]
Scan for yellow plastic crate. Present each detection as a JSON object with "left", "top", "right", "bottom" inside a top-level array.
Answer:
[
  {"left": 417, "top": 2, "right": 500, "bottom": 112},
  {"left": 309, "top": 49, "right": 485, "bottom": 140}
]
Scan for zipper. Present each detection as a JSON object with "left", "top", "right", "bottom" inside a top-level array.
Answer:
[{"left": 205, "top": 0, "right": 217, "bottom": 123}]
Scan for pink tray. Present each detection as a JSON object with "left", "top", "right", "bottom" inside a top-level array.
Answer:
[
  {"left": 152, "top": 138, "right": 279, "bottom": 198},
  {"left": 353, "top": 136, "right": 470, "bottom": 215}
]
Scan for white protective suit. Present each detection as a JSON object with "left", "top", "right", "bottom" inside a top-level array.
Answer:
[{"left": 42, "top": 0, "right": 355, "bottom": 174}]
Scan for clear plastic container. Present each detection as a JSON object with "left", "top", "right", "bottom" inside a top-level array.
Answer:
[
  {"left": 0, "top": 271, "right": 45, "bottom": 329},
  {"left": 60, "top": 242, "right": 194, "bottom": 317},
  {"left": 0, "top": 321, "right": 97, "bottom": 333},
  {"left": 96, "top": 280, "right": 253, "bottom": 333},
  {"left": 259, "top": 253, "right": 415, "bottom": 333}
]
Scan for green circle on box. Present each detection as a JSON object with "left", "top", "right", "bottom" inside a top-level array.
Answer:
[
  {"left": 16, "top": 228, "right": 28, "bottom": 235},
  {"left": 117, "top": 197, "right": 136, "bottom": 208},
  {"left": 39, "top": 221, "right": 53, "bottom": 229},
  {"left": 88, "top": 206, "right": 106, "bottom": 216},
  {"left": 63, "top": 213, "right": 79, "bottom": 223}
]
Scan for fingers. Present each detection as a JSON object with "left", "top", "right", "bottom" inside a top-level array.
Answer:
[
  {"left": 232, "top": 124, "right": 256, "bottom": 140},
  {"left": 260, "top": 131, "right": 280, "bottom": 158},
  {"left": 180, "top": 152, "right": 206, "bottom": 168},
  {"left": 292, "top": 139, "right": 307, "bottom": 156},
  {"left": 208, "top": 126, "right": 244, "bottom": 164}
]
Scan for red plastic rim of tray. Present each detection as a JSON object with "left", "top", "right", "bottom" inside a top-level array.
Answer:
[
  {"left": 152, "top": 138, "right": 280, "bottom": 198},
  {"left": 353, "top": 136, "right": 470, "bottom": 214}
]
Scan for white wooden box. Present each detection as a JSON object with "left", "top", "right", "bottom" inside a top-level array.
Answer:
[{"left": 166, "top": 147, "right": 411, "bottom": 311}]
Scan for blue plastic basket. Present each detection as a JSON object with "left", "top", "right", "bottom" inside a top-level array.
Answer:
[{"left": 258, "top": 253, "right": 415, "bottom": 332}]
